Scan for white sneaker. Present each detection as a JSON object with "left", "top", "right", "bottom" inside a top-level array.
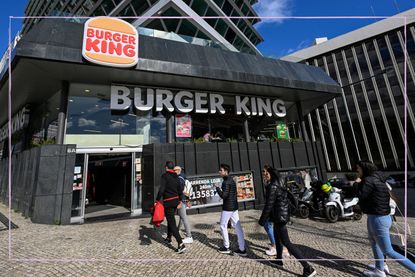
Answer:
[
  {"left": 363, "top": 268, "right": 386, "bottom": 277},
  {"left": 182, "top": 237, "right": 193, "bottom": 244},
  {"left": 368, "top": 264, "right": 390, "bottom": 275},
  {"left": 265, "top": 247, "right": 276, "bottom": 256}
]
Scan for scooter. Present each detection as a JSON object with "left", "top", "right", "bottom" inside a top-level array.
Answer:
[
  {"left": 297, "top": 181, "right": 326, "bottom": 219},
  {"left": 325, "top": 187, "right": 362, "bottom": 223}
]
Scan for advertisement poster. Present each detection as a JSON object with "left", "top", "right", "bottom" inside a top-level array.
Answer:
[
  {"left": 175, "top": 114, "right": 192, "bottom": 138},
  {"left": 276, "top": 122, "right": 288, "bottom": 139},
  {"left": 187, "top": 171, "right": 255, "bottom": 209}
]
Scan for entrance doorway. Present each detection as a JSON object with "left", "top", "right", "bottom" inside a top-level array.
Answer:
[{"left": 84, "top": 153, "right": 132, "bottom": 220}]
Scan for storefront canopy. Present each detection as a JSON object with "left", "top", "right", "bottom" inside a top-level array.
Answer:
[{"left": 0, "top": 19, "right": 341, "bottom": 125}]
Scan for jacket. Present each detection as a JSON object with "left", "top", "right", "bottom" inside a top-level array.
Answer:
[
  {"left": 259, "top": 179, "right": 290, "bottom": 225},
  {"left": 355, "top": 171, "right": 390, "bottom": 215},
  {"left": 156, "top": 171, "right": 183, "bottom": 208},
  {"left": 216, "top": 175, "right": 238, "bottom": 211}
]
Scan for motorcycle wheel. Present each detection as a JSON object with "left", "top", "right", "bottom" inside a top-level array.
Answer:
[
  {"left": 353, "top": 205, "right": 363, "bottom": 221},
  {"left": 326, "top": 206, "right": 339, "bottom": 223},
  {"left": 298, "top": 205, "right": 310, "bottom": 219}
]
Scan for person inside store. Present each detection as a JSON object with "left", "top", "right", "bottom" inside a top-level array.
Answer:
[
  {"left": 259, "top": 166, "right": 316, "bottom": 277},
  {"left": 215, "top": 163, "right": 247, "bottom": 256},
  {"left": 203, "top": 132, "right": 211, "bottom": 142},
  {"left": 211, "top": 131, "right": 226, "bottom": 142},
  {"left": 354, "top": 160, "right": 415, "bottom": 276},
  {"left": 156, "top": 161, "right": 186, "bottom": 254}
]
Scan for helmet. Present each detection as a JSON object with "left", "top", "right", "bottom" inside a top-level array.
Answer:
[{"left": 321, "top": 182, "right": 332, "bottom": 193}]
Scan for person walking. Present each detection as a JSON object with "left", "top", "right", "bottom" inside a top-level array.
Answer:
[
  {"left": 262, "top": 165, "right": 290, "bottom": 257},
  {"left": 215, "top": 163, "right": 247, "bottom": 256},
  {"left": 354, "top": 160, "right": 415, "bottom": 276},
  {"left": 259, "top": 166, "right": 316, "bottom": 277},
  {"left": 174, "top": 166, "right": 193, "bottom": 244},
  {"left": 156, "top": 161, "right": 186, "bottom": 254}
]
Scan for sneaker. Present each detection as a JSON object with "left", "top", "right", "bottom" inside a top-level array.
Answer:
[
  {"left": 182, "top": 237, "right": 193, "bottom": 244},
  {"left": 218, "top": 246, "right": 231, "bottom": 254},
  {"left": 163, "top": 237, "right": 172, "bottom": 245},
  {"left": 282, "top": 249, "right": 290, "bottom": 259},
  {"left": 302, "top": 266, "right": 317, "bottom": 277},
  {"left": 368, "top": 264, "right": 390, "bottom": 275},
  {"left": 363, "top": 269, "right": 386, "bottom": 277},
  {"left": 265, "top": 247, "right": 276, "bottom": 256},
  {"left": 177, "top": 243, "right": 186, "bottom": 254},
  {"left": 234, "top": 249, "right": 248, "bottom": 257}
]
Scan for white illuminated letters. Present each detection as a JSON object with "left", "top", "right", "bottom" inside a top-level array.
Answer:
[
  {"left": 174, "top": 91, "right": 194, "bottom": 113},
  {"left": 109, "top": 85, "right": 286, "bottom": 118},
  {"left": 110, "top": 86, "right": 131, "bottom": 111},
  {"left": 134, "top": 88, "right": 154, "bottom": 111}
]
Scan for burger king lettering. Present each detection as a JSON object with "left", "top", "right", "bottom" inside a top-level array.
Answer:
[{"left": 82, "top": 17, "right": 139, "bottom": 67}]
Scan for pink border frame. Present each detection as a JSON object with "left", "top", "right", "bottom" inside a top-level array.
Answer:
[{"left": 6, "top": 15, "right": 410, "bottom": 263}]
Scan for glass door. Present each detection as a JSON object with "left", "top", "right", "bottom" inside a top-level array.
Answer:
[
  {"left": 70, "top": 153, "right": 88, "bottom": 223},
  {"left": 131, "top": 152, "right": 142, "bottom": 215}
]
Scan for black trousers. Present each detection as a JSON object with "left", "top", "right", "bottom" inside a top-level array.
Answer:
[
  {"left": 274, "top": 223, "right": 311, "bottom": 269},
  {"left": 165, "top": 206, "right": 182, "bottom": 245}
]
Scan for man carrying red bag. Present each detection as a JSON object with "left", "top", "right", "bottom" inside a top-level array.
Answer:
[{"left": 155, "top": 161, "right": 186, "bottom": 254}]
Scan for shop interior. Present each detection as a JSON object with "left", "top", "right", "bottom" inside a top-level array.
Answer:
[{"left": 84, "top": 153, "right": 132, "bottom": 220}]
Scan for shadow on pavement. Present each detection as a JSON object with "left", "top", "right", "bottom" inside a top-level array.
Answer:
[
  {"left": 138, "top": 224, "right": 176, "bottom": 251},
  {"left": 295, "top": 244, "right": 377, "bottom": 277}
]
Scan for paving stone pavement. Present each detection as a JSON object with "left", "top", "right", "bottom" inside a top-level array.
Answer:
[{"left": 0, "top": 203, "right": 414, "bottom": 277}]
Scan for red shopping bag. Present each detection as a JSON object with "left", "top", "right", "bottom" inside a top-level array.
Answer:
[{"left": 150, "top": 201, "right": 164, "bottom": 227}]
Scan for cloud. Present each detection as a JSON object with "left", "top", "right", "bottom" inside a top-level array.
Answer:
[
  {"left": 78, "top": 118, "right": 96, "bottom": 127},
  {"left": 253, "top": 0, "right": 293, "bottom": 25},
  {"left": 283, "top": 39, "right": 312, "bottom": 56}
]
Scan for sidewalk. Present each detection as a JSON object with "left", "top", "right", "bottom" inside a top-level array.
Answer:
[{"left": 0, "top": 203, "right": 414, "bottom": 276}]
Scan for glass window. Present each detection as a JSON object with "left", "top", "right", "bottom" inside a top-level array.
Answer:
[
  {"left": 131, "top": 0, "right": 149, "bottom": 16},
  {"left": 162, "top": 8, "right": 181, "bottom": 32},
  {"left": 65, "top": 84, "right": 166, "bottom": 147}
]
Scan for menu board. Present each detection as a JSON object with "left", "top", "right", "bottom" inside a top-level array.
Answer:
[{"left": 186, "top": 171, "right": 255, "bottom": 209}]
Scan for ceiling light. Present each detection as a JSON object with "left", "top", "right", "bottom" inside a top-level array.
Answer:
[{"left": 84, "top": 89, "right": 90, "bottom": 93}]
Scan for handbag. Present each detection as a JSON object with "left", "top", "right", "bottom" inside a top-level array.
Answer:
[
  {"left": 385, "top": 182, "right": 412, "bottom": 247},
  {"left": 150, "top": 201, "right": 165, "bottom": 227}
]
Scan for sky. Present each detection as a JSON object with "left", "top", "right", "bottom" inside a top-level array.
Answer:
[{"left": 0, "top": 0, "right": 415, "bottom": 59}]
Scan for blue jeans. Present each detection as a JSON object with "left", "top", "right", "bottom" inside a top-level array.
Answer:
[
  {"left": 367, "top": 215, "right": 415, "bottom": 272},
  {"left": 264, "top": 220, "right": 276, "bottom": 245}
]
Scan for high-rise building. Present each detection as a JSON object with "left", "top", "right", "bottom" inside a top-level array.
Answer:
[
  {"left": 282, "top": 9, "right": 415, "bottom": 173},
  {"left": 22, "top": 0, "right": 263, "bottom": 55}
]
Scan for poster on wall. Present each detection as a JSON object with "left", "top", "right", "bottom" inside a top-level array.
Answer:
[
  {"left": 175, "top": 114, "right": 192, "bottom": 138},
  {"left": 276, "top": 122, "right": 288, "bottom": 139},
  {"left": 186, "top": 171, "right": 255, "bottom": 209}
]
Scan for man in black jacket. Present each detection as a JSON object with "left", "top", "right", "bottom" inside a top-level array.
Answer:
[
  {"left": 215, "top": 164, "right": 247, "bottom": 256},
  {"left": 156, "top": 161, "right": 186, "bottom": 253}
]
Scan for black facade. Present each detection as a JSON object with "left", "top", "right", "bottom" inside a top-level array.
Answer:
[{"left": 0, "top": 18, "right": 340, "bottom": 224}]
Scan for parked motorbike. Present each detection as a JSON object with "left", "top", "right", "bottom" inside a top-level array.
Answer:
[
  {"left": 297, "top": 181, "right": 326, "bottom": 219},
  {"left": 325, "top": 187, "right": 362, "bottom": 223}
]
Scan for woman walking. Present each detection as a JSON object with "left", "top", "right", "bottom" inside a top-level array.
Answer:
[
  {"left": 262, "top": 165, "right": 290, "bottom": 257},
  {"left": 259, "top": 166, "right": 316, "bottom": 277},
  {"left": 355, "top": 160, "right": 415, "bottom": 276}
]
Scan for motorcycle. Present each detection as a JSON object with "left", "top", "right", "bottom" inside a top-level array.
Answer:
[
  {"left": 325, "top": 187, "right": 362, "bottom": 223},
  {"left": 297, "top": 181, "right": 326, "bottom": 219}
]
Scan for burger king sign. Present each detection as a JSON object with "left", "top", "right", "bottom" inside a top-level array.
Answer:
[{"left": 82, "top": 17, "right": 138, "bottom": 68}]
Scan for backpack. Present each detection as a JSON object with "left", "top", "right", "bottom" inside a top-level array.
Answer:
[{"left": 183, "top": 179, "right": 193, "bottom": 197}]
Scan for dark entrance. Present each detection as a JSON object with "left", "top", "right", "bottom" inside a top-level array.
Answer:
[{"left": 85, "top": 153, "right": 132, "bottom": 220}]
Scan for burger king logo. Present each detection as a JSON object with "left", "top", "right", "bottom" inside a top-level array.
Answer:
[{"left": 82, "top": 17, "right": 138, "bottom": 67}]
